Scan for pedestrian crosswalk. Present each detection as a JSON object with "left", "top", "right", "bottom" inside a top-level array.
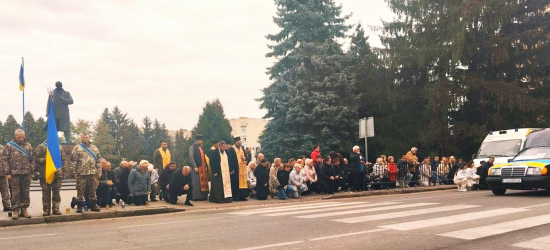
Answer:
[
  {"left": 439, "top": 213, "right": 550, "bottom": 240},
  {"left": 229, "top": 200, "right": 550, "bottom": 248},
  {"left": 378, "top": 207, "right": 524, "bottom": 230},
  {"left": 297, "top": 202, "right": 436, "bottom": 219},
  {"left": 512, "top": 235, "right": 550, "bottom": 249},
  {"left": 335, "top": 204, "right": 480, "bottom": 224}
]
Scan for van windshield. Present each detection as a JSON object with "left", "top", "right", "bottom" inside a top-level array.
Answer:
[{"left": 477, "top": 139, "right": 522, "bottom": 158}]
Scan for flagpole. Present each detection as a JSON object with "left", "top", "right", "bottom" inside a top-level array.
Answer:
[
  {"left": 21, "top": 57, "right": 25, "bottom": 131},
  {"left": 22, "top": 90, "right": 25, "bottom": 131}
]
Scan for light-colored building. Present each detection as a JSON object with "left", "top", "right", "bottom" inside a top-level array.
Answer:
[
  {"left": 229, "top": 117, "right": 267, "bottom": 159},
  {"left": 168, "top": 129, "right": 192, "bottom": 140}
]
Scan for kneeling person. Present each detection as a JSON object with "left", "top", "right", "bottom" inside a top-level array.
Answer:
[{"left": 169, "top": 166, "right": 193, "bottom": 206}]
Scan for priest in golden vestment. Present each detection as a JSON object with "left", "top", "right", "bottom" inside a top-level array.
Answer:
[{"left": 227, "top": 137, "right": 248, "bottom": 201}]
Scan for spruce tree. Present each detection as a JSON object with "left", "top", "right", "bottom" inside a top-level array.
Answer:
[
  {"left": 259, "top": 0, "right": 358, "bottom": 160},
  {"left": 141, "top": 116, "right": 154, "bottom": 161},
  {"left": 120, "top": 120, "right": 143, "bottom": 162},
  {"left": 192, "top": 99, "right": 233, "bottom": 149},
  {"left": 24, "top": 112, "right": 47, "bottom": 147},
  {"left": 0, "top": 115, "right": 21, "bottom": 144},
  {"left": 151, "top": 119, "right": 171, "bottom": 150},
  {"left": 173, "top": 129, "right": 193, "bottom": 166}
]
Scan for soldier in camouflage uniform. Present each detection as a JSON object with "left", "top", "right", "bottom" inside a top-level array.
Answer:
[
  {"left": 0, "top": 140, "right": 12, "bottom": 212},
  {"left": 2, "top": 129, "right": 34, "bottom": 220},
  {"left": 71, "top": 132, "right": 101, "bottom": 213},
  {"left": 35, "top": 141, "right": 67, "bottom": 216}
]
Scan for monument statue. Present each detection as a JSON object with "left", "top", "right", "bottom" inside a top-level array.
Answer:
[{"left": 46, "top": 81, "right": 74, "bottom": 142}]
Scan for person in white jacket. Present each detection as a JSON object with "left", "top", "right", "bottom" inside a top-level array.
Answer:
[
  {"left": 301, "top": 159, "right": 318, "bottom": 194},
  {"left": 288, "top": 164, "right": 307, "bottom": 198},
  {"left": 454, "top": 163, "right": 472, "bottom": 192},
  {"left": 148, "top": 164, "right": 159, "bottom": 201},
  {"left": 247, "top": 162, "right": 257, "bottom": 197},
  {"left": 465, "top": 161, "right": 480, "bottom": 185}
]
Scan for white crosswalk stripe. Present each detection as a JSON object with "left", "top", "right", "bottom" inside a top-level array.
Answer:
[
  {"left": 228, "top": 202, "right": 362, "bottom": 215},
  {"left": 334, "top": 204, "right": 479, "bottom": 224},
  {"left": 264, "top": 202, "right": 401, "bottom": 217},
  {"left": 377, "top": 207, "right": 522, "bottom": 230},
  {"left": 512, "top": 235, "right": 550, "bottom": 249},
  {"left": 438, "top": 214, "right": 550, "bottom": 240},
  {"left": 299, "top": 202, "right": 436, "bottom": 219}
]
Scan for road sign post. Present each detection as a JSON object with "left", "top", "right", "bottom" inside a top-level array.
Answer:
[{"left": 359, "top": 117, "right": 374, "bottom": 161}]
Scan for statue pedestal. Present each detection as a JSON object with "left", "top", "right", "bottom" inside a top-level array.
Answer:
[{"left": 60, "top": 142, "right": 76, "bottom": 179}]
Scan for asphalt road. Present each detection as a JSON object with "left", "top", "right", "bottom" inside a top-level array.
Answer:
[{"left": 1, "top": 189, "right": 550, "bottom": 250}]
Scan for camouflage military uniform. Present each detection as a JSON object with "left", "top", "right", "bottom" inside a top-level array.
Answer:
[
  {"left": 71, "top": 142, "right": 101, "bottom": 203},
  {"left": 2, "top": 140, "right": 34, "bottom": 211},
  {"left": 35, "top": 142, "right": 67, "bottom": 215},
  {"left": 0, "top": 145, "right": 11, "bottom": 210}
]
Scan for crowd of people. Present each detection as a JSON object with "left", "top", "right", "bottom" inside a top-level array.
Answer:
[{"left": 0, "top": 129, "right": 493, "bottom": 220}]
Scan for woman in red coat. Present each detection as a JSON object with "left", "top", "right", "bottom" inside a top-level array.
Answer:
[{"left": 387, "top": 156, "right": 398, "bottom": 189}]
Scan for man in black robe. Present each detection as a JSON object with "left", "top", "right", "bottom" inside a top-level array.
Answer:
[
  {"left": 169, "top": 166, "right": 193, "bottom": 206},
  {"left": 46, "top": 81, "right": 74, "bottom": 142},
  {"left": 208, "top": 141, "right": 232, "bottom": 203}
]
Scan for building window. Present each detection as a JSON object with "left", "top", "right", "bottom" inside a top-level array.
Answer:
[
  {"left": 241, "top": 128, "right": 246, "bottom": 133},
  {"left": 243, "top": 137, "right": 247, "bottom": 142}
]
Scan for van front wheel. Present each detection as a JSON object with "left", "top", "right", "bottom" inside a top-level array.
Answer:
[{"left": 492, "top": 188, "right": 507, "bottom": 196}]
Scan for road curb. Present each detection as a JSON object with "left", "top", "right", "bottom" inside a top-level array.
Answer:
[
  {"left": 0, "top": 207, "right": 185, "bottom": 228},
  {"left": 321, "top": 186, "right": 457, "bottom": 200}
]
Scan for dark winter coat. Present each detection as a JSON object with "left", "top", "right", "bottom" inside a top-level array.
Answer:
[
  {"left": 118, "top": 168, "right": 131, "bottom": 198},
  {"left": 160, "top": 167, "right": 176, "bottom": 191},
  {"left": 319, "top": 163, "right": 335, "bottom": 184},
  {"left": 350, "top": 152, "right": 364, "bottom": 173},
  {"left": 254, "top": 165, "right": 269, "bottom": 199},
  {"left": 169, "top": 169, "right": 192, "bottom": 194},
  {"left": 277, "top": 170, "right": 290, "bottom": 189}
]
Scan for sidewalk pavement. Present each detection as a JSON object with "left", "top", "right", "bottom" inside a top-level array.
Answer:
[{"left": 0, "top": 184, "right": 458, "bottom": 227}]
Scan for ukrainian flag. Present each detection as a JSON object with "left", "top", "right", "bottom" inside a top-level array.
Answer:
[
  {"left": 19, "top": 58, "right": 25, "bottom": 91},
  {"left": 45, "top": 100, "right": 62, "bottom": 184}
]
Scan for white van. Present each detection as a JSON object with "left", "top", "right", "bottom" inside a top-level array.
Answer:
[{"left": 473, "top": 128, "right": 541, "bottom": 167}]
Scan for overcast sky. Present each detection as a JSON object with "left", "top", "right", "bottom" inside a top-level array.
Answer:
[{"left": 0, "top": 0, "right": 394, "bottom": 130}]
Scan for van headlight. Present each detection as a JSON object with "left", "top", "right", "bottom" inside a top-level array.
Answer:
[
  {"left": 526, "top": 167, "right": 542, "bottom": 175},
  {"left": 489, "top": 168, "right": 501, "bottom": 176}
]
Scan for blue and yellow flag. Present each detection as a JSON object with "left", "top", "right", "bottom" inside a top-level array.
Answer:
[
  {"left": 19, "top": 58, "right": 25, "bottom": 91},
  {"left": 45, "top": 100, "right": 62, "bottom": 184}
]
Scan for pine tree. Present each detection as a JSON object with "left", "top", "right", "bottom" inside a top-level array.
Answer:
[
  {"left": 259, "top": 0, "right": 358, "bottom": 160},
  {"left": 141, "top": 116, "right": 154, "bottom": 161},
  {"left": 120, "top": 120, "right": 143, "bottom": 162},
  {"left": 24, "top": 112, "right": 47, "bottom": 147},
  {"left": 151, "top": 119, "right": 171, "bottom": 151},
  {"left": 0, "top": 115, "right": 21, "bottom": 144},
  {"left": 173, "top": 129, "right": 193, "bottom": 166},
  {"left": 192, "top": 99, "right": 233, "bottom": 149},
  {"left": 93, "top": 119, "right": 118, "bottom": 163}
]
